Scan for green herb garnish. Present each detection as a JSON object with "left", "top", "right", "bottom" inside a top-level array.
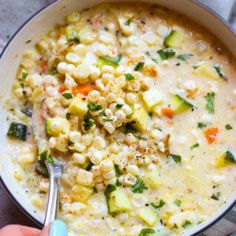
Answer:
[
  {"left": 151, "top": 199, "right": 165, "bottom": 209},
  {"left": 99, "top": 55, "right": 122, "bottom": 66},
  {"left": 134, "top": 62, "right": 145, "bottom": 71},
  {"left": 174, "top": 199, "right": 181, "bottom": 207},
  {"left": 22, "top": 72, "right": 29, "bottom": 80},
  {"left": 225, "top": 150, "right": 236, "bottom": 163},
  {"left": 177, "top": 54, "right": 193, "bottom": 61},
  {"left": 125, "top": 73, "right": 135, "bottom": 81},
  {"left": 104, "top": 184, "right": 116, "bottom": 203},
  {"left": 130, "top": 177, "right": 148, "bottom": 193},
  {"left": 169, "top": 154, "right": 182, "bottom": 164},
  {"left": 214, "top": 64, "right": 224, "bottom": 78},
  {"left": 157, "top": 48, "right": 176, "bottom": 60},
  {"left": 197, "top": 122, "right": 208, "bottom": 129},
  {"left": 190, "top": 143, "right": 199, "bottom": 150},
  {"left": 125, "top": 19, "right": 132, "bottom": 26},
  {"left": 138, "top": 228, "right": 155, "bottom": 236},
  {"left": 62, "top": 93, "right": 73, "bottom": 99},
  {"left": 211, "top": 192, "right": 221, "bottom": 201},
  {"left": 116, "top": 104, "right": 123, "bottom": 109},
  {"left": 225, "top": 124, "right": 233, "bottom": 130},
  {"left": 88, "top": 102, "right": 102, "bottom": 112},
  {"left": 83, "top": 114, "right": 95, "bottom": 131},
  {"left": 205, "top": 92, "right": 215, "bottom": 114},
  {"left": 182, "top": 220, "right": 192, "bottom": 229}
]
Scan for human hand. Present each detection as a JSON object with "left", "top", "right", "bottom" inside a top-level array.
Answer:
[{"left": 0, "top": 224, "right": 50, "bottom": 236}]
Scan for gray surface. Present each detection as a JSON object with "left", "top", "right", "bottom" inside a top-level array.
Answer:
[{"left": 0, "top": 0, "right": 236, "bottom": 235}]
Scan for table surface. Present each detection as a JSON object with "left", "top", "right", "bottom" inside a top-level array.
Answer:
[{"left": 0, "top": 0, "right": 236, "bottom": 235}]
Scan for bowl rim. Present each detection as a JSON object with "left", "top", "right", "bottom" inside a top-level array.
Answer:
[{"left": 0, "top": 0, "right": 235, "bottom": 234}]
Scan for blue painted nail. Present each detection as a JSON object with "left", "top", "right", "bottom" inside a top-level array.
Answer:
[{"left": 50, "top": 220, "right": 67, "bottom": 236}]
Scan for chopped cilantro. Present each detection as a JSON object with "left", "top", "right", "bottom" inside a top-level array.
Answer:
[
  {"left": 22, "top": 72, "right": 28, "bottom": 80},
  {"left": 125, "top": 73, "right": 135, "bottom": 81},
  {"left": 66, "top": 113, "right": 71, "bottom": 120},
  {"left": 125, "top": 19, "right": 132, "bottom": 26},
  {"left": 138, "top": 228, "right": 155, "bottom": 236},
  {"left": 211, "top": 192, "right": 221, "bottom": 201},
  {"left": 225, "top": 124, "right": 233, "bottom": 130},
  {"left": 177, "top": 54, "right": 193, "bottom": 61},
  {"left": 85, "top": 162, "right": 94, "bottom": 171},
  {"left": 151, "top": 199, "right": 165, "bottom": 209},
  {"left": 99, "top": 55, "right": 122, "bottom": 66},
  {"left": 88, "top": 102, "right": 102, "bottom": 112},
  {"left": 104, "top": 26, "right": 109, "bottom": 31},
  {"left": 116, "top": 104, "right": 123, "bottom": 109},
  {"left": 197, "top": 122, "right": 207, "bottom": 129},
  {"left": 182, "top": 220, "right": 192, "bottom": 229},
  {"left": 190, "top": 143, "right": 199, "bottom": 150},
  {"left": 157, "top": 48, "right": 176, "bottom": 60},
  {"left": 214, "top": 64, "right": 224, "bottom": 78},
  {"left": 130, "top": 177, "right": 148, "bottom": 193},
  {"left": 99, "top": 109, "right": 106, "bottom": 116},
  {"left": 174, "top": 199, "right": 181, "bottom": 207},
  {"left": 134, "top": 62, "right": 145, "bottom": 71},
  {"left": 114, "top": 164, "right": 122, "bottom": 177},
  {"left": 62, "top": 92, "right": 73, "bottom": 99},
  {"left": 124, "top": 123, "right": 136, "bottom": 134},
  {"left": 83, "top": 114, "right": 95, "bottom": 131},
  {"left": 205, "top": 92, "right": 215, "bottom": 114},
  {"left": 225, "top": 150, "right": 236, "bottom": 163},
  {"left": 169, "top": 154, "right": 182, "bottom": 164},
  {"left": 39, "top": 150, "right": 54, "bottom": 164},
  {"left": 104, "top": 184, "right": 116, "bottom": 203}
]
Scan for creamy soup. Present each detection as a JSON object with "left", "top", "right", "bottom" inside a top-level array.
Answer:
[{"left": 6, "top": 3, "right": 236, "bottom": 236}]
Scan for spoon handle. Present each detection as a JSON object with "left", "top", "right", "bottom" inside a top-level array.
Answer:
[{"left": 44, "top": 162, "right": 63, "bottom": 226}]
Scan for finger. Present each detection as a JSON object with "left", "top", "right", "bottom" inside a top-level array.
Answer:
[
  {"left": 0, "top": 225, "right": 40, "bottom": 236},
  {"left": 40, "top": 224, "right": 50, "bottom": 236}
]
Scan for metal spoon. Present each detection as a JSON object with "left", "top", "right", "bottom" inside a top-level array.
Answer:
[{"left": 30, "top": 104, "right": 64, "bottom": 227}]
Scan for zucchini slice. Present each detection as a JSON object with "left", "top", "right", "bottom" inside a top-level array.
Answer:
[
  {"left": 169, "top": 94, "right": 194, "bottom": 114},
  {"left": 7, "top": 122, "right": 27, "bottom": 141},
  {"left": 164, "top": 30, "right": 185, "bottom": 48}
]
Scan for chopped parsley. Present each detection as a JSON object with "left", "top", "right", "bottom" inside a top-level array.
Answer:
[
  {"left": 225, "top": 124, "right": 233, "bottom": 130},
  {"left": 205, "top": 92, "right": 215, "bottom": 114},
  {"left": 197, "top": 122, "right": 208, "bottom": 129},
  {"left": 62, "top": 92, "right": 73, "bottom": 99},
  {"left": 169, "top": 154, "right": 182, "bottom": 164},
  {"left": 174, "top": 199, "right": 181, "bottom": 207},
  {"left": 116, "top": 104, "right": 123, "bottom": 109},
  {"left": 39, "top": 150, "right": 54, "bottom": 164},
  {"left": 211, "top": 192, "right": 221, "bottom": 201},
  {"left": 177, "top": 53, "right": 193, "bottom": 61},
  {"left": 125, "top": 19, "right": 132, "bottom": 26},
  {"left": 21, "top": 72, "right": 29, "bottom": 80},
  {"left": 157, "top": 48, "right": 176, "bottom": 60},
  {"left": 214, "top": 64, "right": 224, "bottom": 78},
  {"left": 125, "top": 73, "right": 135, "bottom": 81},
  {"left": 104, "top": 26, "right": 109, "bottom": 31},
  {"left": 83, "top": 114, "right": 95, "bottom": 131},
  {"left": 85, "top": 162, "right": 94, "bottom": 171},
  {"left": 225, "top": 150, "right": 236, "bottom": 163},
  {"left": 104, "top": 184, "right": 116, "bottom": 203},
  {"left": 124, "top": 123, "right": 137, "bottom": 134},
  {"left": 138, "top": 228, "right": 155, "bottom": 236},
  {"left": 114, "top": 164, "right": 122, "bottom": 177},
  {"left": 134, "top": 62, "right": 145, "bottom": 71},
  {"left": 87, "top": 102, "right": 102, "bottom": 112},
  {"left": 66, "top": 113, "right": 71, "bottom": 120},
  {"left": 182, "top": 220, "right": 192, "bottom": 229},
  {"left": 190, "top": 143, "right": 199, "bottom": 150},
  {"left": 130, "top": 177, "right": 148, "bottom": 193},
  {"left": 151, "top": 199, "right": 165, "bottom": 209}
]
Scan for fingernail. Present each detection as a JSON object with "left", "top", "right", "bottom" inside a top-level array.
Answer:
[{"left": 50, "top": 220, "right": 67, "bottom": 236}]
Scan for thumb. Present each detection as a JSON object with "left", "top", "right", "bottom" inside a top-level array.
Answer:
[{"left": 39, "top": 224, "right": 50, "bottom": 236}]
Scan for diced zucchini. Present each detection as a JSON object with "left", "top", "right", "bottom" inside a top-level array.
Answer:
[
  {"left": 169, "top": 94, "right": 194, "bottom": 114},
  {"left": 46, "top": 118, "right": 70, "bottom": 136},
  {"left": 7, "top": 122, "right": 27, "bottom": 141},
  {"left": 68, "top": 97, "right": 88, "bottom": 116},
  {"left": 66, "top": 26, "right": 80, "bottom": 42},
  {"left": 97, "top": 55, "right": 122, "bottom": 69},
  {"left": 138, "top": 207, "right": 159, "bottom": 226},
  {"left": 142, "top": 90, "right": 164, "bottom": 111},
  {"left": 143, "top": 170, "right": 161, "bottom": 189},
  {"left": 130, "top": 107, "right": 149, "bottom": 131},
  {"left": 71, "top": 185, "right": 93, "bottom": 202},
  {"left": 193, "top": 64, "right": 219, "bottom": 80},
  {"left": 108, "top": 188, "right": 131, "bottom": 213},
  {"left": 164, "top": 30, "right": 185, "bottom": 48},
  {"left": 215, "top": 149, "right": 236, "bottom": 168}
]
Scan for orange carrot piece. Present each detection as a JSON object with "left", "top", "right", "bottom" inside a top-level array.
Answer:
[
  {"left": 72, "top": 83, "right": 96, "bottom": 96},
  {"left": 204, "top": 127, "right": 219, "bottom": 144},
  {"left": 38, "top": 60, "right": 48, "bottom": 74},
  {"left": 58, "top": 84, "right": 67, "bottom": 93},
  {"left": 161, "top": 107, "right": 174, "bottom": 118}
]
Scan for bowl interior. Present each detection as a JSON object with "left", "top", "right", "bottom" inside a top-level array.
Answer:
[{"left": 0, "top": 0, "right": 235, "bottom": 234}]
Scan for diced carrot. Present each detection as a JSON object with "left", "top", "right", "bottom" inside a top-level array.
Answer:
[
  {"left": 72, "top": 83, "right": 96, "bottom": 96},
  {"left": 161, "top": 107, "right": 174, "bottom": 118},
  {"left": 204, "top": 127, "right": 219, "bottom": 144},
  {"left": 38, "top": 59, "right": 48, "bottom": 74},
  {"left": 58, "top": 84, "right": 67, "bottom": 93}
]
